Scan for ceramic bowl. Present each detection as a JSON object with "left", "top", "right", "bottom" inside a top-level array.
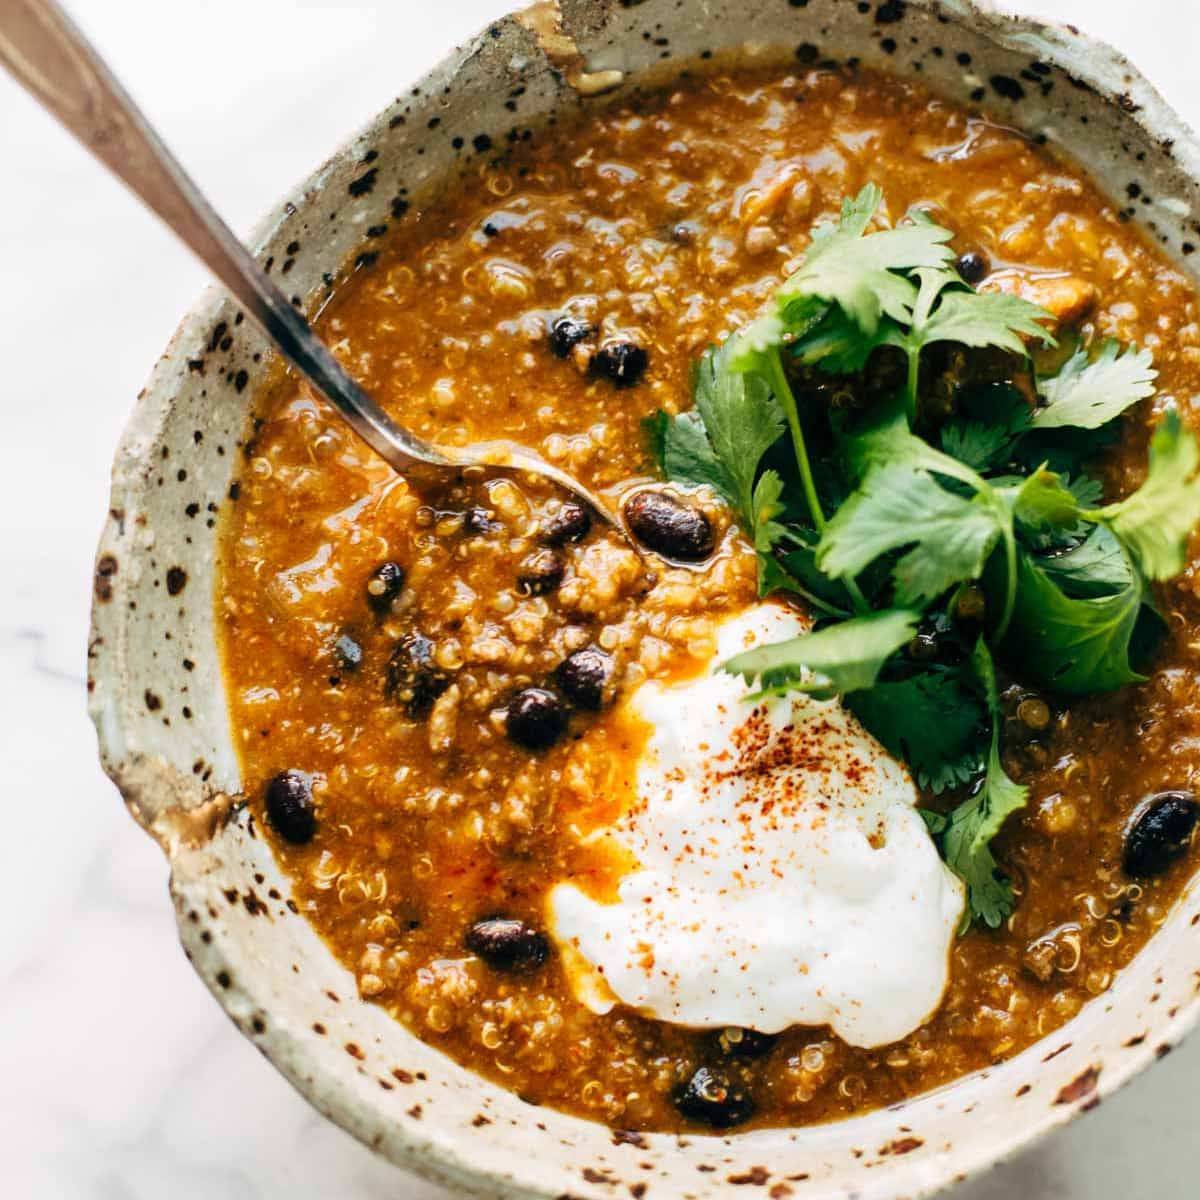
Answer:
[{"left": 88, "top": 2, "right": 1200, "bottom": 1196}]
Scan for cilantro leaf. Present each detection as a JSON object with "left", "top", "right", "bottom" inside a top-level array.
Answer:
[
  {"left": 1095, "top": 411, "right": 1200, "bottom": 580},
  {"left": 893, "top": 504, "right": 1005, "bottom": 609},
  {"left": 928, "top": 640, "right": 1029, "bottom": 929},
  {"left": 791, "top": 306, "right": 897, "bottom": 375},
  {"left": 1066, "top": 473, "right": 1103, "bottom": 508},
  {"left": 749, "top": 470, "right": 790, "bottom": 595},
  {"left": 941, "top": 417, "right": 1021, "bottom": 474},
  {"left": 692, "top": 345, "right": 786, "bottom": 526},
  {"left": 643, "top": 410, "right": 668, "bottom": 470},
  {"left": 1008, "top": 470, "right": 1103, "bottom": 551},
  {"left": 842, "top": 398, "right": 985, "bottom": 489},
  {"left": 817, "top": 463, "right": 1004, "bottom": 607},
  {"left": 1053, "top": 473, "right": 1103, "bottom": 546},
  {"left": 653, "top": 341, "right": 791, "bottom": 590},
  {"left": 659, "top": 410, "right": 733, "bottom": 495},
  {"left": 1039, "top": 525, "right": 1133, "bottom": 598},
  {"left": 729, "top": 184, "right": 955, "bottom": 369},
  {"left": 1004, "top": 467, "right": 1084, "bottom": 541},
  {"left": 786, "top": 193, "right": 954, "bottom": 334},
  {"left": 848, "top": 669, "right": 985, "bottom": 793},
  {"left": 1012, "top": 421, "right": 1118, "bottom": 480},
  {"left": 1034, "top": 341, "right": 1156, "bottom": 430},
  {"left": 913, "top": 272, "right": 1056, "bottom": 356},
  {"left": 721, "top": 608, "right": 920, "bottom": 700},
  {"left": 940, "top": 382, "right": 1034, "bottom": 474},
  {"left": 750, "top": 471, "right": 786, "bottom": 550},
  {"left": 888, "top": 268, "right": 1052, "bottom": 423},
  {"left": 729, "top": 303, "right": 826, "bottom": 368},
  {"left": 937, "top": 763, "right": 1024, "bottom": 930},
  {"left": 767, "top": 527, "right": 857, "bottom": 617},
  {"left": 1003, "top": 547, "right": 1147, "bottom": 694}
]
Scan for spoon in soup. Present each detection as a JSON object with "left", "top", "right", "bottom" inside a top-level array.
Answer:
[{"left": 0, "top": 0, "right": 624, "bottom": 530}]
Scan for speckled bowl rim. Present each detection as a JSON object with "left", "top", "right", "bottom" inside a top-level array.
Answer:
[{"left": 88, "top": 2, "right": 1200, "bottom": 1198}]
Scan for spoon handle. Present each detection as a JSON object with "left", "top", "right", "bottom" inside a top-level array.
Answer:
[{"left": 0, "top": 0, "right": 450, "bottom": 475}]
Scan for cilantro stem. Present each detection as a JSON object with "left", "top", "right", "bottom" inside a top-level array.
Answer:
[
  {"left": 767, "top": 347, "right": 871, "bottom": 615},
  {"left": 768, "top": 347, "right": 826, "bottom": 533},
  {"left": 905, "top": 346, "right": 921, "bottom": 426},
  {"left": 844, "top": 576, "right": 871, "bottom": 615},
  {"left": 995, "top": 519, "right": 1018, "bottom": 641}
]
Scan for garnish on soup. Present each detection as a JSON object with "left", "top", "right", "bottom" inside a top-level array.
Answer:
[{"left": 652, "top": 183, "right": 1200, "bottom": 927}]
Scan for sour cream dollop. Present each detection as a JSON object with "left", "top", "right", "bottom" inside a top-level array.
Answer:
[{"left": 547, "top": 604, "right": 965, "bottom": 1048}]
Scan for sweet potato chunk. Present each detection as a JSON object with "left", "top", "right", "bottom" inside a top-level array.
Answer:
[{"left": 982, "top": 271, "right": 1098, "bottom": 331}]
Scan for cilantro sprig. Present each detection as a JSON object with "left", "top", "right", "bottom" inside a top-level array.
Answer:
[
  {"left": 923, "top": 641, "right": 1029, "bottom": 930},
  {"left": 650, "top": 185, "right": 1198, "bottom": 928}
]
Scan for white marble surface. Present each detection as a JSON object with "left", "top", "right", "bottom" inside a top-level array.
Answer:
[{"left": 2, "top": 1, "right": 1197, "bottom": 1195}]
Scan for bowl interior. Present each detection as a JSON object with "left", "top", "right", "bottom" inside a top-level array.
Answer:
[{"left": 89, "top": 2, "right": 1200, "bottom": 1197}]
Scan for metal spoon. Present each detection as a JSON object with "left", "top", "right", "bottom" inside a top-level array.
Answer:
[{"left": 0, "top": 0, "right": 621, "bottom": 526}]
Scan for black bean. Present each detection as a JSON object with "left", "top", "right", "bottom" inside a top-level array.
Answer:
[
  {"left": 465, "top": 916, "right": 550, "bottom": 972},
  {"left": 956, "top": 250, "right": 991, "bottom": 285},
  {"left": 555, "top": 647, "right": 614, "bottom": 711},
  {"left": 265, "top": 771, "right": 316, "bottom": 844},
  {"left": 714, "top": 1028, "right": 777, "bottom": 1060},
  {"left": 463, "top": 507, "right": 503, "bottom": 536},
  {"left": 517, "top": 550, "right": 566, "bottom": 596},
  {"left": 673, "top": 1066, "right": 755, "bottom": 1129},
  {"left": 333, "top": 633, "right": 363, "bottom": 672},
  {"left": 506, "top": 687, "right": 568, "bottom": 750},
  {"left": 1124, "top": 791, "right": 1200, "bottom": 878},
  {"left": 590, "top": 340, "right": 648, "bottom": 388},
  {"left": 387, "top": 633, "right": 451, "bottom": 718},
  {"left": 548, "top": 315, "right": 593, "bottom": 358},
  {"left": 366, "top": 561, "right": 405, "bottom": 615},
  {"left": 542, "top": 502, "right": 592, "bottom": 546},
  {"left": 625, "top": 490, "right": 714, "bottom": 562}
]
